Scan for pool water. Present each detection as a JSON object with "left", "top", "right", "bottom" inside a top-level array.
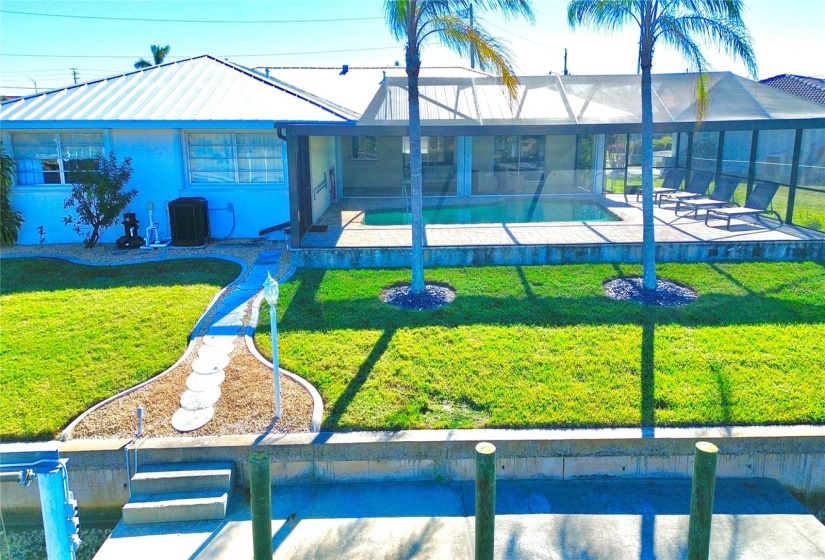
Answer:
[{"left": 362, "top": 199, "right": 619, "bottom": 226}]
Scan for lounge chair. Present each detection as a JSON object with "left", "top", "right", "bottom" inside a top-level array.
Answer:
[
  {"left": 674, "top": 176, "right": 741, "bottom": 218},
  {"left": 658, "top": 170, "right": 714, "bottom": 207},
  {"left": 704, "top": 182, "right": 784, "bottom": 229},
  {"left": 638, "top": 168, "right": 687, "bottom": 203}
]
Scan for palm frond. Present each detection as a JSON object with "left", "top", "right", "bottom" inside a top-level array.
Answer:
[
  {"left": 695, "top": 72, "right": 710, "bottom": 123},
  {"left": 661, "top": 14, "right": 757, "bottom": 77},
  {"left": 655, "top": 14, "right": 710, "bottom": 72},
  {"left": 655, "top": 14, "right": 711, "bottom": 121},
  {"left": 474, "top": 0, "right": 535, "bottom": 23},
  {"left": 682, "top": 0, "right": 746, "bottom": 20},
  {"left": 421, "top": 13, "right": 520, "bottom": 101},
  {"left": 133, "top": 59, "right": 151, "bottom": 70},
  {"left": 385, "top": 0, "right": 528, "bottom": 91},
  {"left": 567, "top": 0, "right": 639, "bottom": 31},
  {"left": 384, "top": 0, "right": 411, "bottom": 41}
]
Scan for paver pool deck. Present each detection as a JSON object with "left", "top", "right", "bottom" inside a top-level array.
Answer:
[
  {"left": 94, "top": 478, "right": 825, "bottom": 559},
  {"left": 299, "top": 194, "right": 825, "bottom": 248}
]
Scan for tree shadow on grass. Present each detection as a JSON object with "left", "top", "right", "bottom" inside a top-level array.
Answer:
[
  {"left": 0, "top": 257, "right": 242, "bottom": 294},
  {"left": 710, "top": 261, "right": 825, "bottom": 299},
  {"left": 641, "top": 316, "right": 655, "bottom": 433},
  {"left": 515, "top": 266, "right": 537, "bottom": 301},
  {"left": 268, "top": 266, "right": 825, "bottom": 431},
  {"left": 324, "top": 328, "right": 395, "bottom": 428}
]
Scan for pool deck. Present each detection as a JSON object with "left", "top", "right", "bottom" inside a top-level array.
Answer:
[{"left": 293, "top": 195, "right": 825, "bottom": 268}]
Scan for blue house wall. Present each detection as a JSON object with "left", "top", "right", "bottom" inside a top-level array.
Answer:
[{"left": 2, "top": 127, "right": 290, "bottom": 245}]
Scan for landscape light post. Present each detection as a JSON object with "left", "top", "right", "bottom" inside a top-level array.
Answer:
[{"left": 262, "top": 272, "right": 281, "bottom": 419}]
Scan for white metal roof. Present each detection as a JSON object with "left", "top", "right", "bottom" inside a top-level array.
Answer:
[
  {"left": 265, "top": 66, "right": 491, "bottom": 116},
  {"left": 0, "top": 55, "right": 358, "bottom": 128},
  {"left": 357, "top": 72, "right": 825, "bottom": 127}
]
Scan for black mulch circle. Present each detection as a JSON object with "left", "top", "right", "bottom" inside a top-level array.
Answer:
[
  {"left": 381, "top": 283, "right": 456, "bottom": 310},
  {"left": 603, "top": 276, "right": 698, "bottom": 306}
]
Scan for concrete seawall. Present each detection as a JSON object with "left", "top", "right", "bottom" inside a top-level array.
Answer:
[{"left": 2, "top": 426, "right": 823, "bottom": 520}]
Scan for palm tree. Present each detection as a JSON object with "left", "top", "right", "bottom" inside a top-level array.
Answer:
[
  {"left": 134, "top": 45, "right": 171, "bottom": 69},
  {"left": 568, "top": 0, "right": 757, "bottom": 291},
  {"left": 384, "top": 0, "right": 534, "bottom": 294}
]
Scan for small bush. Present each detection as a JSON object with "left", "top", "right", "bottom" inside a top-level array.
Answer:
[
  {"left": 1, "top": 142, "right": 25, "bottom": 246},
  {"left": 63, "top": 152, "right": 136, "bottom": 248}
]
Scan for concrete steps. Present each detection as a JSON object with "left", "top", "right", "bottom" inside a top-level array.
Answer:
[
  {"left": 122, "top": 491, "right": 229, "bottom": 525},
  {"left": 122, "top": 462, "right": 234, "bottom": 525},
  {"left": 131, "top": 462, "right": 234, "bottom": 494}
]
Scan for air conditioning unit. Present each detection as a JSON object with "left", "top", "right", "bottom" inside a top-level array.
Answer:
[{"left": 168, "top": 197, "right": 209, "bottom": 247}]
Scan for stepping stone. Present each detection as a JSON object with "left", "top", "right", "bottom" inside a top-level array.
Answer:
[
  {"left": 171, "top": 406, "right": 215, "bottom": 432},
  {"left": 186, "top": 371, "right": 225, "bottom": 391},
  {"left": 180, "top": 388, "right": 221, "bottom": 411},
  {"left": 202, "top": 334, "right": 236, "bottom": 346},
  {"left": 192, "top": 355, "right": 230, "bottom": 375},
  {"left": 198, "top": 344, "right": 234, "bottom": 359}
]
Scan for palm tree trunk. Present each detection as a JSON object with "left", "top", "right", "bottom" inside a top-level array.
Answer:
[
  {"left": 640, "top": 48, "right": 656, "bottom": 290},
  {"left": 408, "top": 73, "right": 426, "bottom": 293}
]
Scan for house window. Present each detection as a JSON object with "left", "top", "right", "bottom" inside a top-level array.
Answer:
[
  {"left": 351, "top": 136, "right": 377, "bottom": 160},
  {"left": 11, "top": 132, "right": 104, "bottom": 185},
  {"left": 187, "top": 132, "right": 284, "bottom": 184}
]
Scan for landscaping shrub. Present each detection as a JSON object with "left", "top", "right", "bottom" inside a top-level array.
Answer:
[
  {"left": 0, "top": 142, "right": 24, "bottom": 246},
  {"left": 63, "top": 152, "right": 136, "bottom": 248}
]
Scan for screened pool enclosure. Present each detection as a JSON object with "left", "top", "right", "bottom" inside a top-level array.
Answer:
[{"left": 280, "top": 72, "right": 825, "bottom": 243}]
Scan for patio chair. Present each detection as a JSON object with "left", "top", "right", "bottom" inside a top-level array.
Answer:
[
  {"left": 636, "top": 168, "right": 686, "bottom": 203},
  {"left": 658, "top": 170, "right": 714, "bottom": 207},
  {"left": 674, "top": 175, "right": 741, "bottom": 218},
  {"left": 704, "top": 181, "right": 784, "bottom": 229}
]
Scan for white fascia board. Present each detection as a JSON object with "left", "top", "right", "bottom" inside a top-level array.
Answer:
[{"left": 0, "top": 120, "right": 285, "bottom": 130}]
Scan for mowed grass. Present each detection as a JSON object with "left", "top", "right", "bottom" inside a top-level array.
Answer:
[
  {"left": 257, "top": 262, "right": 825, "bottom": 431},
  {"left": 0, "top": 258, "right": 240, "bottom": 440}
]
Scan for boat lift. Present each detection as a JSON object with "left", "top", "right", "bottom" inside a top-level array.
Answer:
[{"left": 0, "top": 442, "right": 81, "bottom": 560}]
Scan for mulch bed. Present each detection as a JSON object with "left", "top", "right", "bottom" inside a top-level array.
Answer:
[
  {"left": 70, "top": 338, "right": 313, "bottom": 439},
  {"left": 380, "top": 283, "right": 457, "bottom": 310},
  {"left": 603, "top": 276, "right": 698, "bottom": 306}
]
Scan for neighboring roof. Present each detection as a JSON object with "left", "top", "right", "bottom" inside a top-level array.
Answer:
[
  {"left": 357, "top": 72, "right": 825, "bottom": 128},
  {"left": 760, "top": 74, "right": 825, "bottom": 106},
  {"left": 0, "top": 55, "right": 359, "bottom": 128},
  {"left": 264, "top": 66, "right": 491, "bottom": 115}
]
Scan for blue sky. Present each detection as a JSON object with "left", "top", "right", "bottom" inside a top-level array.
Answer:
[{"left": 1, "top": 0, "right": 824, "bottom": 96}]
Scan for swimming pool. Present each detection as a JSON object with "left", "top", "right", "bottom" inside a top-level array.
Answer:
[{"left": 361, "top": 199, "right": 619, "bottom": 226}]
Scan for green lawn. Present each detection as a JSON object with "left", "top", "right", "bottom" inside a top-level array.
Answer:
[
  {"left": 790, "top": 188, "right": 825, "bottom": 231},
  {"left": 257, "top": 262, "right": 825, "bottom": 431},
  {"left": 0, "top": 258, "right": 240, "bottom": 440}
]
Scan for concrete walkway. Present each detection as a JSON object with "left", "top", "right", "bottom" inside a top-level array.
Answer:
[{"left": 94, "top": 478, "right": 825, "bottom": 559}]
